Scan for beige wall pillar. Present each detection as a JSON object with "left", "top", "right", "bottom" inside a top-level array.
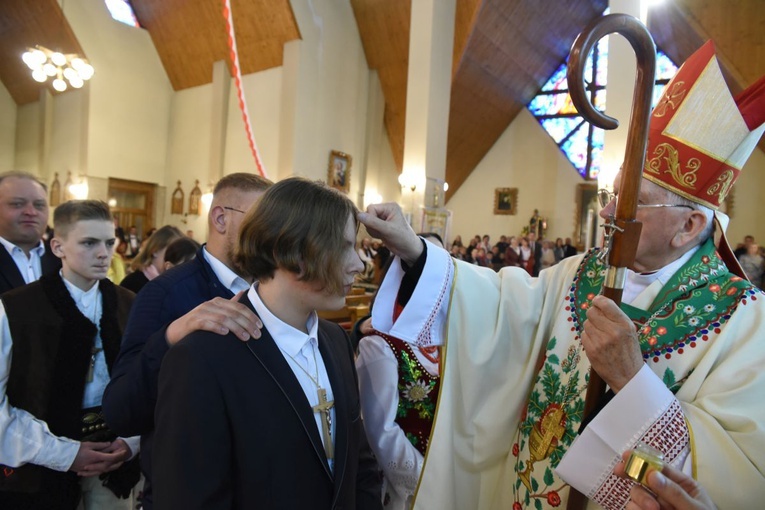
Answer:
[
  {"left": 209, "top": 60, "right": 231, "bottom": 186},
  {"left": 400, "top": 0, "right": 456, "bottom": 224},
  {"left": 600, "top": 0, "right": 645, "bottom": 188},
  {"left": 38, "top": 89, "right": 53, "bottom": 181}
]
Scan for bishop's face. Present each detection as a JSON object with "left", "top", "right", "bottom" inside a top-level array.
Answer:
[{"left": 599, "top": 173, "right": 695, "bottom": 273}]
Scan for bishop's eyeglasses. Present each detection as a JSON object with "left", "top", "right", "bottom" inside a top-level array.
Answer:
[{"left": 597, "top": 189, "right": 694, "bottom": 210}]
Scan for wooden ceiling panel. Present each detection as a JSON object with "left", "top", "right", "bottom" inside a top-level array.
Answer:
[
  {"left": 2, "top": 0, "right": 763, "bottom": 184},
  {"left": 676, "top": 0, "right": 765, "bottom": 86},
  {"left": 351, "top": 0, "right": 411, "bottom": 70},
  {"left": 444, "top": 0, "right": 607, "bottom": 199},
  {"left": 352, "top": 0, "right": 483, "bottom": 170},
  {"left": 351, "top": 0, "right": 412, "bottom": 169},
  {"left": 0, "top": 0, "right": 86, "bottom": 104},
  {"left": 650, "top": 0, "right": 765, "bottom": 95},
  {"left": 452, "top": 0, "right": 483, "bottom": 76},
  {"left": 130, "top": 0, "right": 300, "bottom": 91}
]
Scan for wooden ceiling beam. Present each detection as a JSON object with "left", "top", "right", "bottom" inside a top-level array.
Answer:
[
  {"left": 444, "top": 0, "right": 607, "bottom": 200},
  {"left": 130, "top": 0, "right": 299, "bottom": 91}
]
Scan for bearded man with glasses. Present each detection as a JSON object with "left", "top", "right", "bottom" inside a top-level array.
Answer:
[{"left": 102, "top": 173, "right": 271, "bottom": 510}]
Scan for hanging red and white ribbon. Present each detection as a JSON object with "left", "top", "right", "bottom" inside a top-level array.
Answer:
[{"left": 221, "top": 0, "right": 267, "bottom": 178}]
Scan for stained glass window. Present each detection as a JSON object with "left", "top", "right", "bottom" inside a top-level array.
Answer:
[
  {"left": 105, "top": 0, "right": 141, "bottom": 28},
  {"left": 528, "top": 43, "right": 678, "bottom": 180}
]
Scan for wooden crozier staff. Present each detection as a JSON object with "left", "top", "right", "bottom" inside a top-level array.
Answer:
[{"left": 565, "top": 13, "right": 656, "bottom": 510}]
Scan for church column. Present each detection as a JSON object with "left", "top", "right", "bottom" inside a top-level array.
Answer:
[
  {"left": 38, "top": 89, "right": 53, "bottom": 182},
  {"left": 400, "top": 0, "right": 456, "bottom": 226},
  {"left": 600, "top": 0, "right": 646, "bottom": 189},
  {"left": 209, "top": 60, "right": 231, "bottom": 186}
]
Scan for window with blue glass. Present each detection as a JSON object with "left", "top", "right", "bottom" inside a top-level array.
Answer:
[
  {"left": 528, "top": 42, "right": 678, "bottom": 180},
  {"left": 105, "top": 0, "right": 141, "bottom": 28}
]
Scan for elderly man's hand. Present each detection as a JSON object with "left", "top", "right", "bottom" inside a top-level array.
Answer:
[
  {"left": 581, "top": 295, "right": 644, "bottom": 393},
  {"left": 614, "top": 451, "right": 716, "bottom": 510},
  {"left": 358, "top": 203, "right": 423, "bottom": 266}
]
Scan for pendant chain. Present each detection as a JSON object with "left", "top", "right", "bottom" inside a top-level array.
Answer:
[{"left": 283, "top": 341, "right": 321, "bottom": 389}]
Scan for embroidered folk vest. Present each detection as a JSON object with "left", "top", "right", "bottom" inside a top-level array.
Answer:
[
  {"left": 0, "top": 275, "right": 133, "bottom": 494},
  {"left": 378, "top": 333, "right": 440, "bottom": 456}
]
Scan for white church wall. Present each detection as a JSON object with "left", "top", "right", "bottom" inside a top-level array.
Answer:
[
  {"left": 283, "top": 0, "right": 371, "bottom": 194},
  {"left": 163, "top": 84, "right": 215, "bottom": 237},
  {"left": 0, "top": 83, "right": 16, "bottom": 173},
  {"left": 446, "top": 109, "right": 584, "bottom": 243},
  {"left": 14, "top": 102, "right": 41, "bottom": 176},
  {"left": 224, "top": 67, "right": 283, "bottom": 180},
  {"left": 49, "top": 89, "right": 88, "bottom": 189},
  {"left": 726, "top": 148, "right": 765, "bottom": 247},
  {"left": 66, "top": 0, "right": 173, "bottom": 184},
  {"left": 362, "top": 72, "right": 402, "bottom": 208}
]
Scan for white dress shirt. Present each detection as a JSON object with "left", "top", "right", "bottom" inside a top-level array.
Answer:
[
  {"left": 0, "top": 236, "right": 45, "bottom": 284},
  {"left": 202, "top": 247, "right": 250, "bottom": 294},
  {"left": 247, "top": 283, "right": 337, "bottom": 471}
]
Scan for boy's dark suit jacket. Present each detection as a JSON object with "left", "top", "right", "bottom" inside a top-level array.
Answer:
[
  {"left": 152, "top": 296, "right": 382, "bottom": 510},
  {"left": 0, "top": 241, "right": 61, "bottom": 295}
]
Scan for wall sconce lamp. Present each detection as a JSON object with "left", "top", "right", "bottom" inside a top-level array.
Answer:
[
  {"left": 398, "top": 171, "right": 418, "bottom": 192},
  {"left": 68, "top": 176, "right": 88, "bottom": 199}
]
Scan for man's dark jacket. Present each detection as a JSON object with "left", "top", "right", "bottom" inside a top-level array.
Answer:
[
  {"left": 153, "top": 297, "right": 382, "bottom": 510},
  {"left": 102, "top": 246, "right": 231, "bottom": 508}
]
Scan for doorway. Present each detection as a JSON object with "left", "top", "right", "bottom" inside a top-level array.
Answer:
[
  {"left": 108, "top": 178, "right": 157, "bottom": 239},
  {"left": 573, "top": 183, "right": 599, "bottom": 252}
]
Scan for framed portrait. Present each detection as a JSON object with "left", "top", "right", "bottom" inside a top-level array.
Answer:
[
  {"left": 327, "top": 150, "right": 352, "bottom": 193},
  {"left": 493, "top": 187, "right": 518, "bottom": 215}
]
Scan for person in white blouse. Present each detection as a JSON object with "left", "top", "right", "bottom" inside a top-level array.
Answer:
[
  {"left": 356, "top": 233, "right": 444, "bottom": 509},
  {"left": 0, "top": 200, "right": 139, "bottom": 510}
]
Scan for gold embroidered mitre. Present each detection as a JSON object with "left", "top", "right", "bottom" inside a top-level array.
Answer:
[{"left": 644, "top": 41, "right": 765, "bottom": 209}]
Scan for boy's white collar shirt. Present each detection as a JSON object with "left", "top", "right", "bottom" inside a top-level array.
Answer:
[
  {"left": 247, "top": 282, "right": 336, "bottom": 471},
  {"left": 62, "top": 276, "right": 108, "bottom": 409}
]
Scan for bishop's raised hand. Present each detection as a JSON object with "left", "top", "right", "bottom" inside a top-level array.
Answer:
[{"left": 358, "top": 203, "right": 423, "bottom": 266}]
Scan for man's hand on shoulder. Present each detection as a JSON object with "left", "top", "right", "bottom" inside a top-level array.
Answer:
[{"left": 165, "top": 290, "right": 263, "bottom": 346}]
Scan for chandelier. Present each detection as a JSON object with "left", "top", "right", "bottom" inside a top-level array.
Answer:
[{"left": 21, "top": 45, "right": 94, "bottom": 92}]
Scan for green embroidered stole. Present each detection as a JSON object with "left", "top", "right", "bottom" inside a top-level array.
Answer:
[{"left": 510, "top": 239, "right": 758, "bottom": 509}]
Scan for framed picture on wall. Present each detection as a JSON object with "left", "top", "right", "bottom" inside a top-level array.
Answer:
[
  {"left": 493, "top": 187, "right": 518, "bottom": 215},
  {"left": 328, "top": 150, "right": 352, "bottom": 193}
]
